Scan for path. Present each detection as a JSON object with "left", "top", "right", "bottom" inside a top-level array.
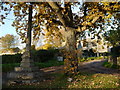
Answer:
[
  {"left": 40, "top": 59, "right": 120, "bottom": 75},
  {"left": 78, "top": 59, "right": 120, "bottom": 75}
]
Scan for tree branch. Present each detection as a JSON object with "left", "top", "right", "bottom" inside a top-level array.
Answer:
[
  {"left": 48, "top": 2, "right": 71, "bottom": 27},
  {"left": 65, "top": 2, "right": 73, "bottom": 25},
  {"left": 52, "top": 19, "right": 63, "bottom": 25},
  {"left": 76, "top": 15, "right": 101, "bottom": 32}
]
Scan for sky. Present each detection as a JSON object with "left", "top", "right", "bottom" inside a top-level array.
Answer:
[
  {"left": 0, "top": 10, "right": 26, "bottom": 49},
  {"left": 0, "top": 10, "right": 17, "bottom": 37}
]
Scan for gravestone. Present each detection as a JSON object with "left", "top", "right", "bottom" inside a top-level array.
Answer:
[{"left": 57, "top": 56, "right": 63, "bottom": 61}]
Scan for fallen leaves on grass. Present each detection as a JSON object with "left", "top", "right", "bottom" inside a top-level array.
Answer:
[{"left": 67, "top": 73, "right": 119, "bottom": 88}]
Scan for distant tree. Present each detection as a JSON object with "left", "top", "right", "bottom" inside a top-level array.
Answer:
[
  {"left": 104, "top": 25, "right": 120, "bottom": 65},
  {"left": 104, "top": 29, "right": 120, "bottom": 47},
  {"left": 37, "top": 43, "right": 55, "bottom": 50},
  {"left": 11, "top": 47, "right": 20, "bottom": 53},
  {"left": 0, "top": 34, "right": 18, "bottom": 50}
]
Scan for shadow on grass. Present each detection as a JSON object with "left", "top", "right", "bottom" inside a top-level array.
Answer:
[
  {"left": 2, "top": 71, "right": 119, "bottom": 89},
  {"left": 2, "top": 72, "right": 69, "bottom": 89},
  {"left": 2, "top": 59, "right": 120, "bottom": 89}
]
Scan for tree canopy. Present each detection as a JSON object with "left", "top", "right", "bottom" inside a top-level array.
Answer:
[
  {"left": 104, "top": 29, "right": 120, "bottom": 47},
  {"left": 0, "top": 2, "right": 120, "bottom": 44},
  {"left": 0, "top": 1, "right": 120, "bottom": 75}
]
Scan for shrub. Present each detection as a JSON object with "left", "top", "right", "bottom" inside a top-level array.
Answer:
[{"left": 32, "top": 49, "right": 59, "bottom": 62}]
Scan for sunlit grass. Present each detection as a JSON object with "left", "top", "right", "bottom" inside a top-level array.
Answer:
[
  {"left": 68, "top": 73, "right": 119, "bottom": 88},
  {"left": 3, "top": 72, "right": 119, "bottom": 89},
  {"left": 78, "top": 56, "right": 104, "bottom": 63}
]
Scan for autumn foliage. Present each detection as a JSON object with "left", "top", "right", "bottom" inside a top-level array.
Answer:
[{"left": 0, "top": 2, "right": 120, "bottom": 75}]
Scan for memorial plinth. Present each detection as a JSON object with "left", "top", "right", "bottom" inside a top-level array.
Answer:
[{"left": 7, "top": 51, "right": 43, "bottom": 84}]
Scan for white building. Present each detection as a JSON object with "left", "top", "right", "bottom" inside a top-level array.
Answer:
[{"left": 77, "top": 32, "right": 108, "bottom": 57}]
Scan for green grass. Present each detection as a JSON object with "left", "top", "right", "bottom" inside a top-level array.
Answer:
[
  {"left": 79, "top": 57, "right": 104, "bottom": 63},
  {"left": 3, "top": 73, "right": 68, "bottom": 88},
  {"left": 3, "top": 72, "right": 119, "bottom": 89},
  {"left": 34, "top": 60, "right": 64, "bottom": 68},
  {"left": 2, "top": 63, "right": 20, "bottom": 72},
  {"left": 103, "top": 61, "right": 120, "bottom": 69},
  {"left": 68, "top": 73, "right": 119, "bottom": 88},
  {"left": 2, "top": 60, "right": 64, "bottom": 72},
  {"left": 2, "top": 57, "right": 119, "bottom": 88}
]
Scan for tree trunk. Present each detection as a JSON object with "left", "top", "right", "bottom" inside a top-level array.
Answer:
[
  {"left": 111, "top": 46, "right": 117, "bottom": 65},
  {"left": 112, "top": 56, "right": 117, "bottom": 65},
  {"left": 47, "top": 2, "right": 79, "bottom": 76},
  {"left": 64, "top": 27, "right": 78, "bottom": 75}
]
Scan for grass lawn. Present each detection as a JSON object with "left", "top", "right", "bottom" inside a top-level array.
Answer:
[
  {"left": 2, "top": 60, "right": 64, "bottom": 72},
  {"left": 2, "top": 57, "right": 119, "bottom": 89},
  {"left": 103, "top": 61, "right": 120, "bottom": 69},
  {"left": 68, "top": 73, "right": 119, "bottom": 88},
  {"left": 3, "top": 72, "right": 119, "bottom": 89},
  {"left": 78, "top": 56, "right": 104, "bottom": 63},
  {"left": 2, "top": 56, "right": 104, "bottom": 72}
]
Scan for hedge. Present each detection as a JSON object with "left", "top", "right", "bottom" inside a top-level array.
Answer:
[
  {"left": 2, "top": 54, "right": 22, "bottom": 64},
  {"left": 31, "top": 49, "right": 59, "bottom": 62},
  {"left": 2, "top": 49, "right": 59, "bottom": 64}
]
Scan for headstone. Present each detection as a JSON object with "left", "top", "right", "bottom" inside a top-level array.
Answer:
[{"left": 57, "top": 56, "right": 63, "bottom": 61}]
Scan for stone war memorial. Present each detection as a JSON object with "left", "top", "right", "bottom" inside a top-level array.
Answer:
[{"left": 7, "top": 3, "right": 43, "bottom": 84}]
